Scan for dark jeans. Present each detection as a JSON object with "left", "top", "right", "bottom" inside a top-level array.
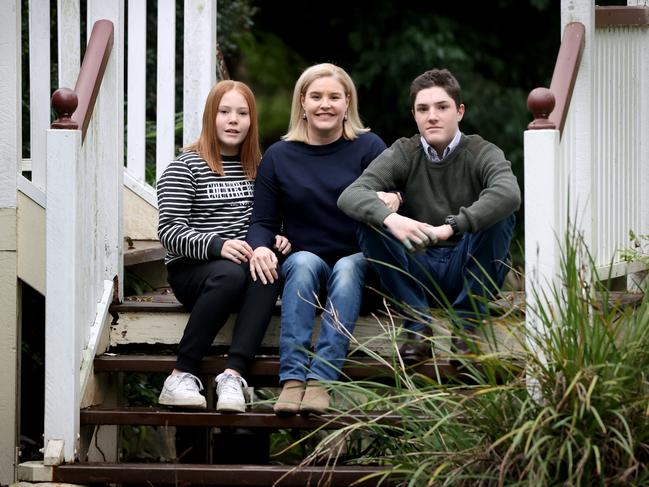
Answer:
[
  {"left": 167, "top": 258, "right": 280, "bottom": 376},
  {"left": 357, "top": 214, "right": 515, "bottom": 331}
]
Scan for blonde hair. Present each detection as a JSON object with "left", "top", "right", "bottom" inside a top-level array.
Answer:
[
  {"left": 282, "top": 63, "right": 369, "bottom": 143},
  {"left": 183, "top": 80, "right": 261, "bottom": 179}
]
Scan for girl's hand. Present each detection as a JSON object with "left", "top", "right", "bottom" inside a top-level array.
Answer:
[
  {"left": 274, "top": 235, "right": 292, "bottom": 255},
  {"left": 221, "top": 239, "right": 253, "bottom": 264},
  {"left": 377, "top": 191, "right": 401, "bottom": 212},
  {"left": 250, "top": 246, "right": 279, "bottom": 284}
]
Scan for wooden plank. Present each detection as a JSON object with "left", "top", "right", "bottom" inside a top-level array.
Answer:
[
  {"left": 0, "top": 0, "right": 20, "bottom": 208},
  {"left": 80, "top": 406, "right": 405, "bottom": 429},
  {"left": 183, "top": 0, "right": 216, "bottom": 145},
  {"left": 126, "top": 0, "right": 147, "bottom": 182},
  {"left": 123, "top": 239, "right": 166, "bottom": 266},
  {"left": 57, "top": 0, "right": 80, "bottom": 90},
  {"left": 595, "top": 5, "right": 649, "bottom": 27},
  {"left": 156, "top": 0, "right": 176, "bottom": 181},
  {"left": 28, "top": 0, "right": 51, "bottom": 190},
  {"left": 108, "top": 311, "right": 403, "bottom": 355},
  {"left": 87, "top": 0, "right": 124, "bottom": 302},
  {"left": 93, "top": 355, "right": 456, "bottom": 385},
  {"left": 45, "top": 128, "right": 83, "bottom": 463},
  {"left": 17, "top": 191, "right": 45, "bottom": 294},
  {"left": 0, "top": 3, "right": 20, "bottom": 481},
  {"left": 53, "top": 463, "right": 393, "bottom": 486}
]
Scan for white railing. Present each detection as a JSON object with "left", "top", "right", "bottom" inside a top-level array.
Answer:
[
  {"left": 16, "top": 0, "right": 219, "bottom": 465},
  {"left": 525, "top": 0, "right": 649, "bottom": 323},
  {"left": 44, "top": 3, "right": 123, "bottom": 464},
  {"left": 592, "top": 24, "right": 649, "bottom": 276},
  {"left": 126, "top": 0, "right": 217, "bottom": 199}
]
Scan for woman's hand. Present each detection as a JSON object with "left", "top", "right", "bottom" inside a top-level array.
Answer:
[
  {"left": 250, "top": 246, "right": 279, "bottom": 284},
  {"left": 221, "top": 239, "right": 253, "bottom": 263},
  {"left": 377, "top": 191, "right": 401, "bottom": 212},
  {"left": 274, "top": 235, "right": 292, "bottom": 255}
]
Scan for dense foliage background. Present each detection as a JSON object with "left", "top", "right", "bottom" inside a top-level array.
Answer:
[{"left": 223, "top": 0, "right": 564, "bottom": 261}]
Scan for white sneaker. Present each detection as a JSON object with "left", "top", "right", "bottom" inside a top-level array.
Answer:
[
  {"left": 158, "top": 372, "right": 207, "bottom": 409},
  {"left": 215, "top": 373, "right": 248, "bottom": 413}
]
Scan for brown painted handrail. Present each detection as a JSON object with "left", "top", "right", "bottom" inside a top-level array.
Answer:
[
  {"left": 527, "top": 22, "right": 585, "bottom": 136},
  {"left": 51, "top": 20, "right": 114, "bottom": 140},
  {"left": 528, "top": 5, "right": 649, "bottom": 134},
  {"left": 527, "top": 22, "right": 586, "bottom": 134},
  {"left": 596, "top": 5, "right": 649, "bottom": 28}
]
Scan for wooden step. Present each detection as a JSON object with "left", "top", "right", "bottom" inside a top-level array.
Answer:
[
  {"left": 80, "top": 406, "right": 403, "bottom": 429},
  {"left": 53, "top": 462, "right": 394, "bottom": 485},
  {"left": 94, "top": 354, "right": 456, "bottom": 386},
  {"left": 124, "top": 239, "right": 166, "bottom": 267}
]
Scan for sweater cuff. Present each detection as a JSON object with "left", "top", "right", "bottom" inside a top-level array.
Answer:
[
  {"left": 371, "top": 206, "right": 396, "bottom": 228},
  {"left": 455, "top": 214, "right": 471, "bottom": 234},
  {"left": 207, "top": 235, "right": 225, "bottom": 259}
]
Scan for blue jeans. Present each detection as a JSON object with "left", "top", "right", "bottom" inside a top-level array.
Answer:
[
  {"left": 279, "top": 251, "right": 367, "bottom": 383},
  {"left": 357, "top": 215, "right": 515, "bottom": 332}
]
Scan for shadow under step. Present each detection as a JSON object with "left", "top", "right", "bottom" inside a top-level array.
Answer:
[
  {"left": 81, "top": 406, "right": 403, "bottom": 429},
  {"left": 94, "top": 354, "right": 456, "bottom": 385},
  {"left": 53, "top": 462, "right": 394, "bottom": 485}
]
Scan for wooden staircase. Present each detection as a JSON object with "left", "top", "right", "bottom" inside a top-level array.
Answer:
[{"left": 45, "top": 239, "right": 540, "bottom": 485}]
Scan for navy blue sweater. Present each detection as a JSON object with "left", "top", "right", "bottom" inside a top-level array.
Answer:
[{"left": 247, "top": 133, "right": 387, "bottom": 265}]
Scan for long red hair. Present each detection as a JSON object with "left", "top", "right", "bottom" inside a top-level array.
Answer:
[{"left": 183, "top": 80, "right": 261, "bottom": 179}]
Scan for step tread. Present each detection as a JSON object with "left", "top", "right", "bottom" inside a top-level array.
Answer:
[
  {"left": 114, "top": 290, "right": 528, "bottom": 313},
  {"left": 80, "top": 406, "right": 404, "bottom": 428},
  {"left": 53, "top": 462, "right": 393, "bottom": 485},
  {"left": 124, "top": 239, "right": 166, "bottom": 267}
]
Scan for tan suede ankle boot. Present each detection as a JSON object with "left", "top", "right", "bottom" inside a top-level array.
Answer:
[
  {"left": 299, "top": 380, "right": 330, "bottom": 415},
  {"left": 273, "top": 380, "right": 305, "bottom": 415}
]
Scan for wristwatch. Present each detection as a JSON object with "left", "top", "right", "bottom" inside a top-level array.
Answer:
[{"left": 444, "top": 215, "right": 459, "bottom": 236}]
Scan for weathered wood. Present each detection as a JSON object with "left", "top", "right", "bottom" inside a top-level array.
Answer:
[
  {"left": 126, "top": 0, "right": 147, "bottom": 182},
  {"left": 28, "top": 0, "right": 51, "bottom": 189},
  {"left": 0, "top": 2, "right": 20, "bottom": 481},
  {"left": 156, "top": 0, "right": 176, "bottom": 181},
  {"left": 80, "top": 406, "right": 405, "bottom": 429},
  {"left": 123, "top": 240, "right": 167, "bottom": 267},
  {"left": 45, "top": 128, "right": 83, "bottom": 463},
  {"left": 123, "top": 181, "right": 159, "bottom": 240},
  {"left": 53, "top": 462, "right": 394, "bottom": 486},
  {"left": 16, "top": 191, "right": 45, "bottom": 294},
  {"left": 87, "top": 1, "right": 125, "bottom": 303},
  {"left": 57, "top": 0, "right": 80, "bottom": 89},
  {"left": 549, "top": 22, "right": 586, "bottom": 135},
  {"left": 595, "top": 5, "right": 649, "bottom": 27},
  {"left": 183, "top": 0, "right": 217, "bottom": 146}
]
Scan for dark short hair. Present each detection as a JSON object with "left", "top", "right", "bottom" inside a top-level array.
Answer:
[{"left": 410, "top": 69, "right": 462, "bottom": 109}]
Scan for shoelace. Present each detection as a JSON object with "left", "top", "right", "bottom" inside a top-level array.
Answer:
[
  {"left": 218, "top": 374, "right": 248, "bottom": 395},
  {"left": 175, "top": 372, "right": 204, "bottom": 391}
]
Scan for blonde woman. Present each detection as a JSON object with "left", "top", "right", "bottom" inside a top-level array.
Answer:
[{"left": 247, "top": 64, "right": 387, "bottom": 415}]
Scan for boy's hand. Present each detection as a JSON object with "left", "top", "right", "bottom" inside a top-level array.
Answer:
[
  {"left": 377, "top": 191, "right": 401, "bottom": 212},
  {"left": 383, "top": 213, "right": 439, "bottom": 251}
]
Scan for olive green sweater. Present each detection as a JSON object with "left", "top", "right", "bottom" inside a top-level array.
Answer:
[{"left": 337, "top": 134, "right": 520, "bottom": 234}]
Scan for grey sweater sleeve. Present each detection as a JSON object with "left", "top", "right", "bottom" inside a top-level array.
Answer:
[
  {"left": 338, "top": 142, "right": 408, "bottom": 227},
  {"left": 455, "top": 143, "right": 521, "bottom": 233}
]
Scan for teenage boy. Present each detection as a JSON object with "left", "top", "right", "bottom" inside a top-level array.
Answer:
[{"left": 338, "top": 68, "right": 520, "bottom": 361}]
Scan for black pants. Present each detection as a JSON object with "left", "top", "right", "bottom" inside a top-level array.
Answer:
[{"left": 167, "top": 258, "right": 280, "bottom": 376}]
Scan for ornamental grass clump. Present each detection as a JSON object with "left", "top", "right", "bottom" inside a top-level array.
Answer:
[{"left": 299, "top": 231, "right": 649, "bottom": 486}]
